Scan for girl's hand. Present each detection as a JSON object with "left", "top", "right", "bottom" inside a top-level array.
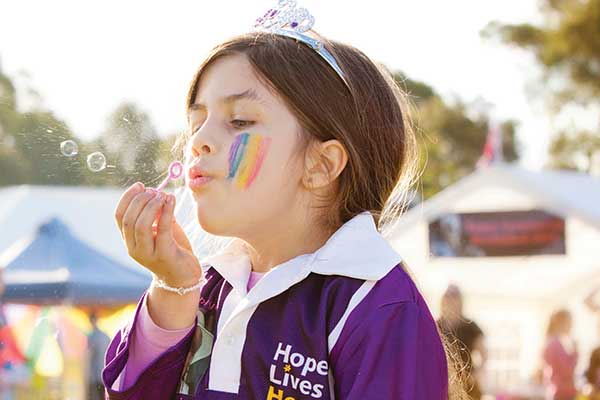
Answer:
[{"left": 115, "top": 182, "right": 203, "bottom": 288}]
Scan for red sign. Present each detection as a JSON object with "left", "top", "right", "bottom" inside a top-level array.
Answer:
[{"left": 429, "top": 210, "right": 566, "bottom": 257}]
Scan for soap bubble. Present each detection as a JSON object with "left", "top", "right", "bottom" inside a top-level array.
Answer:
[
  {"left": 87, "top": 152, "right": 107, "bottom": 172},
  {"left": 60, "top": 140, "right": 78, "bottom": 157}
]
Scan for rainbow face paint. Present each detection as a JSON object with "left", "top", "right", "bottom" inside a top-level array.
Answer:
[{"left": 227, "top": 132, "right": 272, "bottom": 189}]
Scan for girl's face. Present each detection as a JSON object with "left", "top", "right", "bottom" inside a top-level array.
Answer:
[
  {"left": 185, "top": 54, "right": 308, "bottom": 239},
  {"left": 560, "top": 314, "right": 572, "bottom": 334}
]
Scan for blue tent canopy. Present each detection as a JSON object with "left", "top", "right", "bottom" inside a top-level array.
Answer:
[{"left": 1, "top": 217, "right": 151, "bottom": 306}]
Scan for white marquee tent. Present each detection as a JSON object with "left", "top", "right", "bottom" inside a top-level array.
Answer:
[
  {"left": 388, "top": 163, "right": 600, "bottom": 394},
  {"left": 0, "top": 185, "right": 136, "bottom": 269}
]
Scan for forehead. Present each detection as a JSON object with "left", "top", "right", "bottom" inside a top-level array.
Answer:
[{"left": 192, "top": 54, "right": 274, "bottom": 107}]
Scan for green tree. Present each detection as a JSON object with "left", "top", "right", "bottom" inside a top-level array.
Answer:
[
  {"left": 92, "top": 102, "right": 164, "bottom": 187},
  {"left": 14, "top": 112, "right": 84, "bottom": 185},
  {"left": 0, "top": 67, "right": 25, "bottom": 185},
  {"left": 394, "top": 72, "right": 519, "bottom": 198},
  {"left": 0, "top": 62, "right": 183, "bottom": 188},
  {"left": 484, "top": 0, "right": 600, "bottom": 173},
  {"left": 0, "top": 66, "right": 84, "bottom": 186},
  {"left": 548, "top": 131, "right": 600, "bottom": 173}
]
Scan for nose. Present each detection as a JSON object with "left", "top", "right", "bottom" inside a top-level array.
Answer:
[
  {"left": 189, "top": 123, "right": 216, "bottom": 158},
  {"left": 191, "top": 141, "right": 211, "bottom": 158}
]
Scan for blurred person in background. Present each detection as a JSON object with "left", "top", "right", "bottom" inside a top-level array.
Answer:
[
  {"left": 0, "top": 267, "right": 10, "bottom": 400},
  {"left": 579, "top": 288, "right": 600, "bottom": 400},
  {"left": 543, "top": 309, "right": 578, "bottom": 400},
  {"left": 437, "top": 284, "right": 487, "bottom": 399},
  {"left": 0, "top": 268, "right": 28, "bottom": 400},
  {"left": 578, "top": 348, "right": 600, "bottom": 400},
  {"left": 86, "top": 312, "right": 110, "bottom": 400},
  {"left": 0, "top": 267, "right": 6, "bottom": 399}
]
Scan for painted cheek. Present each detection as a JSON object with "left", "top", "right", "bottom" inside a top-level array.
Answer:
[{"left": 227, "top": 132, "right": 272, "bottom": 190}]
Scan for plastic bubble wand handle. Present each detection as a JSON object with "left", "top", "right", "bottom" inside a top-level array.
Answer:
[{"left": 156, "top": 161, "right": 184, "bottom": 192}]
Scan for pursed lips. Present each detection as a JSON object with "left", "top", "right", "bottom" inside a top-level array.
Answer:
[{"left": 187, "top": 164, "right": 215, "bottom": 190}]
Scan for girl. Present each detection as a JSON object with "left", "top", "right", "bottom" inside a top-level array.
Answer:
[
  {"left": 543, "top": 309, "right": 579, "bottom": 400},
  {"left": 103, "top": 2, "right": 465, "bottom": 399}
]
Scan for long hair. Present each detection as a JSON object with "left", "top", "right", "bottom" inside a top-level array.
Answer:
[
  {"left": 546, "top": 309, "right": 571, "bottom": 337},
  {"left": 586, "top": 348, "right": 600, "bottom": 386},
  {"left": 172, "top": 31, "right": 468, "bottom": 399}
]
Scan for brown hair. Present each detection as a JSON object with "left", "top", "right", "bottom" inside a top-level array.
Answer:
[
  {"left": 546, "top": 309, "right": 571, "bottom": 337},
  {"left": 586, "top": 348, "right": 600, "bottom": 385},
  {"left": 177, "top": 31, "right": 468, "bottom": 399},
  {"left": 177, "top": 31, "right": 419, "bottom": 233}
]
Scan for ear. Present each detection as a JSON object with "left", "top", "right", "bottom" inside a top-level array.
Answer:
[{"left": 303, "top": 139, "right": 348, "bottom": 189}]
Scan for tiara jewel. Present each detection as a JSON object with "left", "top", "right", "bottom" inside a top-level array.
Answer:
[
  {"left": 254, "top": 0, "right": 314, "bottom": 33},
  {"left": 253, "top": 0, "right": 349, "bottom": 88}
]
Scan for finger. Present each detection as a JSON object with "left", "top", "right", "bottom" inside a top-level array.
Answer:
[
  {"left": 115, "top": 182, "right": 145, "bottom": 234},
  {"left": 172, "top": 219, "right": 193, "bottom": 253},
  {"left": 135, "top": 191, "right": 167, "bottom": 255},
  {"left": 155, "top": 194, "right": 176, "bottom": 255},
  {"left": 152, "top": 204, "right": 164, "bottom": 235},
  {"left": 121, "top": 189, "right": 156, "bottom": 250}
]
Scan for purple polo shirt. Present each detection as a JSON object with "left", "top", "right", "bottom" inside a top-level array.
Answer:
[{"left": 103, "top": 212, "right": 448, "bottom": 399}]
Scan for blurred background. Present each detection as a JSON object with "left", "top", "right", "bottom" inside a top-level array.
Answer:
[{"left": 0, "top": 0, "right": 598, "bottom": 399}]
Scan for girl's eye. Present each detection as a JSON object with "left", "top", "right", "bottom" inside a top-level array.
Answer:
[{"left": 231, "top": 119, "right": 254, "bottom": 129}]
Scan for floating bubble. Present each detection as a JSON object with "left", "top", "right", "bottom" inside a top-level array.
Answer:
[
  {"left": 60, "top": 140, "right": 78, "bottom": 157},
  {"left": 87, "top": 152, "right": 107, "bottom": 172}
]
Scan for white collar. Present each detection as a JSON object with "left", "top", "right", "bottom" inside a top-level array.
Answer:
[{"left": 200, "top": 212, "right": 402, "bottom": 297}]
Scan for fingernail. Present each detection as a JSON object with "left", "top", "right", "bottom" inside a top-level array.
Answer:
[{"left": 135, "top": 182, "right": 144, "bottom": 191}]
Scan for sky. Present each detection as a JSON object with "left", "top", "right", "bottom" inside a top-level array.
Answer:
[{"left": 1, "top": 0, "right": 552, "bottom": 169}]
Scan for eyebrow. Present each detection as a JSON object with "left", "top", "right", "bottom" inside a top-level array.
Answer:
[{"left": 188, "top": 89, "right": 265, "bottom": 113}]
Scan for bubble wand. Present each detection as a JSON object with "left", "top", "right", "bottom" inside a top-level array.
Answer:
[
  {"left": 155, "top": 161, "right": 184, "bottom": 191},
  {"left": 152, "top": 160, "right": 206, "bottom": 294}
]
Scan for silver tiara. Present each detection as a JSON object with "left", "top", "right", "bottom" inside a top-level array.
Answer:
[{"left": 253, "top": 0, "right": 349, "bottom": 88}]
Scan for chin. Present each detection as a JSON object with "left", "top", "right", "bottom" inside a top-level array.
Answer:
[
  {"left": 194, "top": 201, "right": 241, "bottom": 238},
  {"left": 195, "top": 206, "right": 224, "bottom": 235}
]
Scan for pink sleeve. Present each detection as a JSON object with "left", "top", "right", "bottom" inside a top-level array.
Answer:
[
  {"left": 114, "top": 272, "right": 265, "bottom": 391},
  {"left": 113, "top": 294, "right": 195, "bottom": 391}
]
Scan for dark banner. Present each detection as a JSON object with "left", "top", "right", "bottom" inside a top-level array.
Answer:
[{"left": 428, "top": 210, "right": 566, "bottom": 257}]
